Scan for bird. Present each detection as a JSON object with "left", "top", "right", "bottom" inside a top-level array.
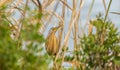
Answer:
[{"left": 45, "top": 25, "right": 61, "bottom": 56}]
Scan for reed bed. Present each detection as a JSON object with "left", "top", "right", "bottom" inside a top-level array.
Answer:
[{"left": 1, "top": 0, "right": 120, "bottom": 70}]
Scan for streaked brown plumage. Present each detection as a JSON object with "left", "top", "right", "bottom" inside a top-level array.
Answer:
[{"left": 45, "top": 26, "right": 61, "bottom": 55}]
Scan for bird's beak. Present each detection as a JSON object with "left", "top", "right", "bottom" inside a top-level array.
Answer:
[
  {"left": 56, "top": 26, "right": 61, "bottom": 30},
  {"left": 57, "top": 24, "right": 63, "bottom": 30}
]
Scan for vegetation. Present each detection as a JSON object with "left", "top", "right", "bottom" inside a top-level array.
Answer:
[
  {"left": 80, "top": 15, "right": 120, "bottom": 70},
  {"left": 0, "top": 0, "right": 120, "bottom": 70},
  {"left": 0, "top": 1, "right": 50, "bottom": 70}
]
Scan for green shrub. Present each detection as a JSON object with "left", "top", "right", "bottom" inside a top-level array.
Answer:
[{"left": 80, "top": 15, "right": 120, "bottom": 70}]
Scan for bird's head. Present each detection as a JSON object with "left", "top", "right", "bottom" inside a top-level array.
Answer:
[{"left": 50, "top": 25, "right": 63, "bottom": 33}]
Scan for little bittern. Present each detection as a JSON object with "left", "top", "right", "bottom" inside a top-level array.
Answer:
[{"left": 45, "top": 26, "right": 61, "bottom": 55}]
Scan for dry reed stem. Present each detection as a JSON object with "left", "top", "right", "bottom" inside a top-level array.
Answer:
[
  {"left": 84, "top": 0, "right": 95, "bottom": 35},
  {"left": 44, "top": 10, "right": 64, "bottom": 23},
  {"left": 104, "top": 0, "right": 112, "bottom": 22},
  {"left": 60, "top": 0, "right": 72, "bottom": 11},
  {"left": 102, "top": 0, "right": 107, "bottom": 12},
  {"left": 54, "top": 0, "right": 84, "bottom": 68},
  {"left": 54, "top": 0, "right": 66, "bottom": 69},
  {"left": 43, "top": 0, "right": 56, "bottom": 9},
  {"left": 58, "top": 0, "right": 65, "bottom": 53},
  {"left": 72, "top": 0, "right": 77, "bottom": 68},
  {"left": 72, "top": 0, "right": 84, "bottom": 68},
  {"left": 53, "top": 0, "right": 84, "bottom": 69}
]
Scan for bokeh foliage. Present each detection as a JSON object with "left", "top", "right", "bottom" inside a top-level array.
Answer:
[{"left": 0, "top": 4, "right": 50, "bottom": 70}]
